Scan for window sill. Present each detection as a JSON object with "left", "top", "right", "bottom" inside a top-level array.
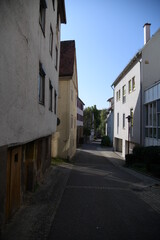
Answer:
[{"left": 39, "top": 101, "right": 45, "bottom": 106}]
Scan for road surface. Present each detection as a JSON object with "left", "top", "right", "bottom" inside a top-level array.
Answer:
[{"left": 48, "top": 142, "right": 160, "bottom": 240}]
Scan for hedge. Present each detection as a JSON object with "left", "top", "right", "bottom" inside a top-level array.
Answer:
[
  {"left": 125, "top": 146, "right": 160, "bottom": 169},
  {"left": 101, "top": 135, "right": 111, "bottom": 147}
]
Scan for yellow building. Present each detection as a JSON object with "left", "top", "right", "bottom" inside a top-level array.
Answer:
[{"left": 52, "top": 40, "right": 78, "bottom": 160}]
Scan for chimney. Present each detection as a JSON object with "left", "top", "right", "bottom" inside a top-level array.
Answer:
[{"left": 143, "top": 23, "right": 151, "bottom": 45}]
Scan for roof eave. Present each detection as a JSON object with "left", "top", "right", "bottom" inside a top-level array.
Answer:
[
  {"left": 58, "top": 0, "right": 67, "bottom": 24},
  {"left": 111, "top": 51, "right": 142, "bottom": 87}
]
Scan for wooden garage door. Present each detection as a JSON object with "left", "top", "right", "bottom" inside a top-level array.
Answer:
[{"left": 6, "top": 147, "right": 21, "bottom": 220}]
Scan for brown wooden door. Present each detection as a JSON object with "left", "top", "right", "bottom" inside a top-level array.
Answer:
[{"left": 6, "top": 147, "right": 21, "bottom": 219}]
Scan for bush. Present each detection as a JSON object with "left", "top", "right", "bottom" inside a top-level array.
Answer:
[
  {"left": 125, "top": 154, "right": 136, "bottom": 166},
  {"left": 131, "top": 146, "right": 160, "bottom": 171},
  {"left": 101, "top": 135, "right": 111, "bottom": 147}
]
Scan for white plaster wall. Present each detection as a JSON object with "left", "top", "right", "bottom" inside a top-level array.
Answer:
[
  {"left": 77, "top": 108, "right": 83, "bottom": 126},
  {"left": 0, "top": 0, "right": 61, "bottom": 146},
  {"left": 142, "top": 29, "right": 160, "bottom": 91},
  {"left": 114, "top": 61, "right": 141, "bottom": 157}
]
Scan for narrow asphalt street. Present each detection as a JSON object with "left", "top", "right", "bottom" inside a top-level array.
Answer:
[
  {"left": 1, "top": 141, "right": 160, "bottom": 240},
  {"left": 48, "top": 141, "right": 160, "bottom": 240}
]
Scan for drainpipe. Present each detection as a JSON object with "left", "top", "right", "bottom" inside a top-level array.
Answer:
[
  {"left": 111, "top": 85, "right": 115, "bottom": 151},
  {"left": 139, "top": 59, "right": 143, "bottom": 146}
]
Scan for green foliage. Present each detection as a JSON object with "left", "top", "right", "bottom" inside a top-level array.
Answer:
[
  {"left": 125, "top": 154, "right": 136, "bottom": 166},
  {"left": 101, "top": 135, "right": 111, "bottom": 146},
  {"left": 83, "top": 127, "right": 91, "bottom": 136},
  {"left": 51, "top": 157, "right": 67, "bottom": 166},
  {"left": 125, "top": 146, "right": 160, "bottom": 177},
  {"left": 132, "top": 146, "right": 160, "bottom": 164},
  {"left": 83, "top": 106, "right": 107, "bottom": 138},
  {"left": 99, "top": 109, "right": 107, "bottom": 137}
]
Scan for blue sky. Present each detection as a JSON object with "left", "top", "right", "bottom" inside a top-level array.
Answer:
[{"left": 61, "top": 0, "right": 160, "bottom": 110}]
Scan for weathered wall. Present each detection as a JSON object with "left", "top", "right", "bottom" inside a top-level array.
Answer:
[{"left": 0, "top": 0, "right": 60, "bottom": 147}]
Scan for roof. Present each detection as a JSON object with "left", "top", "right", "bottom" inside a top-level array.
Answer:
[
  {"left": 59, "top": 40, "right": 75, "bottom": 77},
  {"left": 111, "top": 27, "right": 160, "bottom": 87},
  {"left": 107, "top": 97, "right": 114, "bottom": 102},
  {"left": 111, "top": 51, "right": 142, "bottom": 87},
  {"left": 58, "top": 0, "right": 67, "bottom": 24},
  {"left": 77, "top": 97, "right": 85, "bottom": 105}
]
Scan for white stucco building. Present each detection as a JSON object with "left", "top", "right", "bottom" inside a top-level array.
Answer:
[
  {"left": 112, "top": 24, "right": 160, "bottom": 158},
  {"left": 0, "top": 0, "right": 66, "bottom": 228},
  {"left": 77, "top": 97, "right": 85, "bottom": 145},
  {"left": 106, "top": 97, "right": 114, "bottom": 145}
]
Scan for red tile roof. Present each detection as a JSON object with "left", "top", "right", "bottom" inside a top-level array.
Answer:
[{"left": 59, "top": 40, "right": 75, "bottom": 77}]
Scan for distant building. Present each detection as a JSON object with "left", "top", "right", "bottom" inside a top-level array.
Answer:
[
  {"left": 0, "top": 0, "right": 66, "bottom": 228},
  {"left": 106, "top": 97, "right": 114, "bottom": 145},
  {"left": 52, "top": 40, "right": 78, "bottom": 160},
  {"left": 77, "top": 97, "right": 85, "bottom": 145},
  {"left": 112, "top": 24, "right": 160, "bottom": 158}
]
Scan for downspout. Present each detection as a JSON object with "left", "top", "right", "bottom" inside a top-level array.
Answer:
[
  {"left": 111, "top": 84, "right": 115, "bottom": 151},
  {"left": 139, "top": 58, "right": 143, "bottom": 146}
]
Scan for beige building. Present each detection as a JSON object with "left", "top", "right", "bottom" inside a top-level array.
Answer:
[
  {"left": 0, "top": 0, "right": 66, "bottom": 228},
  {"left": 77, "top": 97, "right": 85, "bottom": 145},
  {"left": 52, "top": 40, "right": 78, "bottom": 160}
]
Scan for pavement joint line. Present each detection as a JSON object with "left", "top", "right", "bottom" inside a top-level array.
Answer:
[{"left": 66, "top": 185, "right": 133, "bottom": 191}]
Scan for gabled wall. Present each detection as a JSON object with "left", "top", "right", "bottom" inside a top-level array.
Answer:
[{"left": 114, "top": 61, "right": 141, "bottom": 157}]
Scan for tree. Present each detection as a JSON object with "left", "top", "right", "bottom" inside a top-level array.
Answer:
[
  {"left": 99, "top": 109, "right": 107, "bottom": 136},
  {"left": 83, "top": 105, "right": 102, "bottom": 138}
]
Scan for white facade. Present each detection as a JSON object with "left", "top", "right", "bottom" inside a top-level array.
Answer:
[
  {"left": 0, "top": 0, "right": 66, "bottom": 228},
  {"left": 142, "top": 29, "right": 160, "bottom": 91},
  {"left": 106, "top": 97, "right": 114, "bottom": 145},
  {"left": 142, "top": 28, "right": 160, "bottom": 146},
  {"left": 113, "top": 59, "right": 141, "bottom": 157},
  {"left": 77, "top": 107, "right": 84, "bottom": 126},
  {"left": 112, "top": 25, "right": 160, "bottom": 158},
  {"left": 0, "top": 0, "right": 65, "bottom": 147}
]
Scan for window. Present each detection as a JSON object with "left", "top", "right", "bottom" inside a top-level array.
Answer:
[
  {"left": 145, "top": 105, "right": 148, "bottom": 126},
  {"left": 157, "top": 100, "right": 160, "bottom": 139},
  {"left": 128, "top": 80, "right": 131, "bottom": 93},
  {"left": 49, "top": 26, "right": 53, "bottom": 56},
  {"left": 153, "top": 102, "right": 156, "bottom": 126},
  {"left": 130, "top": 108, "right": 133, "bottom": 127},
  {"left": 132, "top": 77, "right": 135, "bottom": 91},
  {"left": 57, "top": 11, "right": 59, "bottom": 30},
  {"left": 39, "top": 63, "right": 45, "bottom": 105},
  {"left": 118, "top": 89, "right": 121, "bottom": 101},
  {"left": 145, "top": 101, "right": 160, "bottom": 139},
  {"left": 54, "top": 90, "right": 57, "bottom": 114},
  {"left": 130, "top": 108, "right": 133, "bottom": 137},
  {"left": 149, "top": 103, "right": 152, "bottom": 125},
  {"left": 52, "top": 0, "right": 55, "bottom": 10},
  {"left": 128, "top": 77, "right": 135, "bottom": 93},
  {"left": 39, "top": 0, "right": 47, "bottom": 35},
  {"left": 116, "top": 91, "right": 118, "bottom": 101},
  {"left": 158, "top": 128, "right": 160, "bottom": 139},
  {"left": 145, "top": 128, "right": 149, "bottom": 137},
  {"left": 116, "top": 90, "right": 121, "bottom": 101},
  {"left": 49, "top": 80, "right": 53, "bottom": 111},
  {"left": 71, "top": 115, "right": 73, "bottom": 128},
  {"left": 123, "top": 114, "right": 125, "bottom": 129},
  {"left": 55, "top": 47, "right": 58, "bottom": 70},
  {"left": 122, "top": 85, "right": 126, "bottom": 103}
]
